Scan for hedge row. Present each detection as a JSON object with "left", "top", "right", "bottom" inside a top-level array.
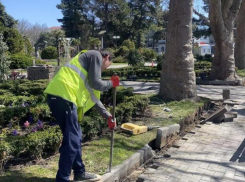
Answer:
[
  {"left": 102, "top": 67, "right": 161, "bottom": 77},
  {"left": 0, "top": 95, "right": 45, "bottom": 107},
  {"left": 0, "top": 79, "right": 48, "bottom": 96},
  {"left": 0, "top": 103, "right": 51, "bottom": 126},
  {"left": 0, "top": 126, "right": 62, "bottom": 163}
]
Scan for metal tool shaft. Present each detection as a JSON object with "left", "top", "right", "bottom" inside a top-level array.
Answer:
[{"left": 109, "top": 86, "right": 116, "bottom": 172}]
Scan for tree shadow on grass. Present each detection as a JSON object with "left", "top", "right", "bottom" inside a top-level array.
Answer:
[{"left": 0, "top": 170, "right": 55, "bottom": 182}]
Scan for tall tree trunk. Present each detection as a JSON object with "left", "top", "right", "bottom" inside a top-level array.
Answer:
[
  {"left": 159, "top": 0, "right": 197, "bottom": 101},
  {"left": 209, "top": 0, "right": 242, "bottom": 80},
  {"left": 235, "top": 0, "right": 245, "bottom": 69}
]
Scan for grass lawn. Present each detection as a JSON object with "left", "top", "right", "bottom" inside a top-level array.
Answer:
[
  {"left": 0, "top": 96, "right": 206, "bottom": 181},
  {"left": 237, "top": 69, "right": 245, "bottom": 77},
  {"left": 111, "top": 63, "right": 128, "bottom": 66}
]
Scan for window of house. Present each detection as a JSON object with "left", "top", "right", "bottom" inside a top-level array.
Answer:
[
  {"left": 155, "top": 48, "right": 158, "bottom": 52},
  {"left": 203, "top": 49, "right": 205, "bottom": 53}
]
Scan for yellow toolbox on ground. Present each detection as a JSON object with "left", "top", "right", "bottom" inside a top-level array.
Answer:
[
  {"left": 121, "top": 123, "right": 148, "bottom": 135},
  {"left": 121, "top": 123, "right": 160, "bottom": 135}
]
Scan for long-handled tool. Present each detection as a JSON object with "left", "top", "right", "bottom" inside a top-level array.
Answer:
[{"left": 109, "top": 75, "right": 117, "bottom": 172}]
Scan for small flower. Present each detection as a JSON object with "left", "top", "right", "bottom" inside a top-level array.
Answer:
[
  {"left": 37, "top": 119, "right": 42, "bottom": 125},
  {"left": 37, "top": 120, "right": 43, "bottom": 130},
  {"left": 12, "top": 129, "right": 18, "bottom": 136},
  {"left": 31, "top": 127, "right": 37, "bottom": 133},
  {"left": 21, "top": 103, "right": 25, "bottom": 107},
  {"left": 38, "top": 123, "right": 43, "bottom": 129},
  {"left": 24, "top": 121, "right": 30, "bottom": 128},
  {"left": 28, "top": 116, "right": 33, "bottom": 123},
  {"left": 8, "top": 122, "right": 13, "bottom": 129},
  {"left": 24, "top": 103, "right": 29, "bottom": 107}
]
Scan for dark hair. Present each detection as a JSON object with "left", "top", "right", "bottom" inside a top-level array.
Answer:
[{"left": 100, "top": 49, "right": 113, "bottom": 61}]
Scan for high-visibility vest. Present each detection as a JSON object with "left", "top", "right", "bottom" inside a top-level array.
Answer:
[{"left": 44, "top": 50, "right": 101, "bottom": 121}]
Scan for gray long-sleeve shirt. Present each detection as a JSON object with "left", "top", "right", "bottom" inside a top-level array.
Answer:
[{"left": 79, "top": 50, "right": 112, "bottom": 119}]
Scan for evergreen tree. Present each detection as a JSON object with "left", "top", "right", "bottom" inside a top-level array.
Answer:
[
  {"left": 93, "top": 0, "right": 132, "bottom": 47},
  {"left": 2, "top": 28, "right": 25, "bottom": 54},
  {"left": 57, "top": 0, "right": 92, "bottom": 48},
  {"left": 0, "top": 33, "right": 10, "bottom": 81},
  {"left": 128, "top": 0, "right": 157, "bottom": 47},
  {"left": 0, "top": 2, "right": 17, "bottom": 28}
]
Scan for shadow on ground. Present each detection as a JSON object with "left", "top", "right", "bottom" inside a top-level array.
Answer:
[{"left": 0, "top": 170, "right": 55, "bottom": 182}]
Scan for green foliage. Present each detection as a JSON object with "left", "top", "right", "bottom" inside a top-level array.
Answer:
[
  {"left": 156, "top": 54, "right": 164, "bottom": 63},
  {"left": 102, "top": 66, "right": 161, "bottom": 78},
  {"left": 139, "top": 47, "right": 157, "bottom": 61},
  {"left": 23, "top": 36, "right": 34, "bottom": 56},
  {"left": 125, "top": 95, "right": 149, "bottom": 117},
  {"left": 0, "top": 33, "right": 10, "bottom": 81},
  {"left": 0, "top": 2, "right": 17, "bottom": 28},
  {"left": 157, "top": 61, "right": 162, "bottom": 71},
  {"left": 1, "top": 126, "right": 62, "bottom": 161},
  {"left": 127, "top": 50, "right": 144, "bottom": 66},
  {"left": 88, "top": 37, "right": 101, "bottom": 49},
  {"left": 122, "top": 39, "right": 135, "bottom": 50},
  {"left": 80, "top": 116, "right": 102, "bottom": 140},
  {"left": 0, "top": 79, "right": 48, "bottom": 96},
  {"left": 9, "top": 54, "right": 33, "bottom": 69},
  {"left": 101, "top": 86, "right": 134, "bottom": 105},
  {"left": 0, "top": 95, "right": 44, "bottom": 107},
  {"left": 41, "top": 46, "right": 58, "bottom": 59},
  {"left": 2, "top": 28, "right": 25, "bottom": 54},
  {"left": 57, "top": 0, "right": 91, "bottom": 48},
  {"left": 116, "top": 46, "right": 130, "bottom": 57},
  {"left": 114, "top": 102, "right": 133, "bottom": 125},
  {"left": 113, "top": 56, "right": 127, "bottom": 63}
]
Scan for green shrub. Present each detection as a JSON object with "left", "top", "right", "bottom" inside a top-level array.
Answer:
[
  {"left": 127, "top": 50, "right": 144, "bottom": 66},
  {"left": 122, "top": 39, "right": 135, "bottom": 50},
  {"left": 115, "top": 46, "right": 130, "bottom": 57},
  {"left": 157, "top": 61, "right": 162, "bottom": 71},
  {"left": 101, "top": 86, "right": 134, "bottom": 105},
  {"left": 11, "top": 79, "right": 49, "bottom": 96},
  {"left": 9, "top": 54, "right": 33, "bottom": 69},
  {"left": 113, "top": 56, "right": 127, "bottom": 63},
  {"left": 139, "top": 48, "right": 157, "bottom": 61},
  {"left": 0, "top": 140, "right": 12, "bottom": 161},
  {"left": 41, "top": 46, "right": 58, "bottom": 59},
  {"left": 156, "top": 54, "right": 164, "bottom": 63},
  {"left": 115, "top": 102, "right": 133, "bottom": 124},
  {"left": 125, "top": 95, "right": 150, "bottom": 117}
]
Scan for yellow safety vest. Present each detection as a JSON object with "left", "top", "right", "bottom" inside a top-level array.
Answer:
[{"left": 44, "top": 50, "right": 101, "bottom": 121}]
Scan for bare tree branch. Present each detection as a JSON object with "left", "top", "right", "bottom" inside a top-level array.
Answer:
[
  {"left": 193, "top": 8, "right": 210, "bottom": 26},
  {"left": 228, "top": 0, "right": 243, "bottom": 19}
]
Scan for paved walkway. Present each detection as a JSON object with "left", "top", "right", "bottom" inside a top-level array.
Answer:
[
  {"left": 136, "top": 85, "right": 245, "bottom": 181},
  {"left": 120, "top": 81, "right": 245, "bottom": 102}
]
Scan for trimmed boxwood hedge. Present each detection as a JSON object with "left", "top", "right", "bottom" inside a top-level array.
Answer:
[{"left": 0, "top": 80, "right": 151, "bottom": 167}]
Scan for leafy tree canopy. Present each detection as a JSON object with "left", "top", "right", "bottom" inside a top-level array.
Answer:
[{"left": 0, "top": 2, "right": 17, "bottom": 28}]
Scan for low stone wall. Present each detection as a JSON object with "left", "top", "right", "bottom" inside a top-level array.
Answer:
[
  {"left": 27, "top": 66, "right": 60, "bottom": 80},
  {"left": 155, "top": 101, "right": 212, "bottom": 150}
]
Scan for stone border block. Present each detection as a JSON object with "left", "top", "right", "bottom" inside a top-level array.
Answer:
[
  {"left": 155, "top": 124, "right": 180, "bottom": 149},
  {"left": 101, "top": 144, "right": 154, "bottom": 182}
]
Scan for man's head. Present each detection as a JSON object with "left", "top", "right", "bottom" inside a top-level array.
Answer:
[{"left": 100, "top": 49, "right": 113, "bottom": 71}]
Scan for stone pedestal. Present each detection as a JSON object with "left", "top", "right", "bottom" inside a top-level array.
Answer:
[
  {"left": 223, "top": 89, "right": 230, "bottom": 100},
  {"left": 27, "top": 65, "right": 60, "bottom": 80}
]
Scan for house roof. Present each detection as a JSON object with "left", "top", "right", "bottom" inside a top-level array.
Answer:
[{"left": 49, "top": 26, "right": 62, "bottom": 30}]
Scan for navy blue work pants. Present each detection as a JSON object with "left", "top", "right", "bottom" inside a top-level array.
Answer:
[{"left": 47, "top": 94, "right": 85, "bottom": 182}]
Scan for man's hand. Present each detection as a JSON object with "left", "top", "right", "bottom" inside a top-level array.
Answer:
[
  {"left": 111, "top": 75, "right": 120, "bottom": 87},
  {"left": 108, "top": 116, "right": 116, "bottom": 130}
]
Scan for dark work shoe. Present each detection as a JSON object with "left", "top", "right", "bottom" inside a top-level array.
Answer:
[{"left": 73, "top": 172, "right": 101, "bottom": 182}]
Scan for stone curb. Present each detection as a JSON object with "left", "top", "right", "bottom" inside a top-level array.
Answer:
[
  {"left": 155, "top": 124, "right": 180, "bottom": 149},
  {"left": 101, "top": 144, "right": 154, "bottom": 182}
]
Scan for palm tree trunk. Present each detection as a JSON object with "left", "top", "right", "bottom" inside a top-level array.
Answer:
[
  {"left": 235, "top": 0, "right": 245, "bottom": 69},
  {"left": 209, "top": 0, "right": 242, "bottom": 80},
  {"left": 159, "top": 0, "right": 197, "bottom": 101}
]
